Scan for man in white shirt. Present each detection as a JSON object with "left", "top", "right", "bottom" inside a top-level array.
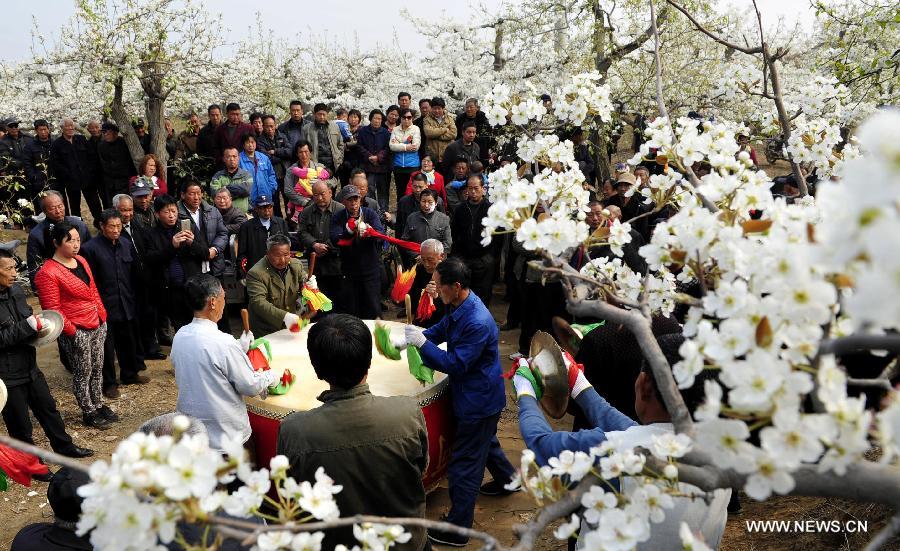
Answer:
[
  {"left": 171, "top": 273, "right": 276, "bottom": 452},
  {"left": 513, "top": 333, "right": 730, "bottom": 550}
]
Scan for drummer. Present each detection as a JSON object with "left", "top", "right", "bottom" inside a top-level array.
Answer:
[
  {"left": 397, "top": 257, "right": 517, "bottom": 547},
  {"left": 171, "top": 273, "right": 276, "bottom": 453},
  {"left": 245, "top": 233, "right": 308, "bottom": 336}
]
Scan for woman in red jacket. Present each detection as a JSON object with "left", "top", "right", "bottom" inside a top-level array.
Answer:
[
  {"left": 405, "top": 154, "right": 448, "bottom": 206},
  {"left": 35, "top": 222, "right": 115, "bottom": 430},
  {"left": 128, "top": 154, "right": 168, "bottom": 197}
]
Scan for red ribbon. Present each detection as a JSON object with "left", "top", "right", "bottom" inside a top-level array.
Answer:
[{"left": 337, "top": 224, "right": 422, "bottom": 254}]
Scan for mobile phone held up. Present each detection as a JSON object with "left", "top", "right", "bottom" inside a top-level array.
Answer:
[{"left": 180, "top": 219, "right": 191, "bottom": 233}]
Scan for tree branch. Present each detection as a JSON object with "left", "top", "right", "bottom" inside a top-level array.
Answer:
[{"left": 665, "top": 0, "right": 762, "bottom": 55}]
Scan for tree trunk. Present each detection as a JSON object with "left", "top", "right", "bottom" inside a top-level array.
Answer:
[
  {"left": 145, "top": 94, "right": 168, "bottom": 171},
  {"left": 493, "top": 22, "right": 505, "bottom": 71},
  {"left": 109, "top": 75, "right": 145, "bottom": 168}
]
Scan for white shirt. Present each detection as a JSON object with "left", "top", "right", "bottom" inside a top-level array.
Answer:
[
  {"left": 184, "top": 206, "right": 210, "bottom": 272},
  {"left": 578, "top": 422, "right": 731, "bottom": 550},
  {"left": 171, "top": 318, "right": 276, "bottom": 451}
]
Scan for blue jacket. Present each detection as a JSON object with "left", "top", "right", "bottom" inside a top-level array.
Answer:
[
  {"left": 519, "top": 388, "right": 637, "bottom": 466},
  {"left": 80, "top": 234, "right": 137, "bottom": 322},
  {"left": 240, "top": 151, "right": 279, "bottom": 205},
  {"left": 420, "top": 292, "right": 506, "bottom": 422},
  {"left": 329, "top": 207, "right": 385, "bottom": 278}
]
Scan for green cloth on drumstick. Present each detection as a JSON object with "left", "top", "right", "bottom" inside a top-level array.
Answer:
[
  {"left": 373, "top": 322, "right": 401, "bottom": 360},
  {"left": 407, "top": 345, "right": 434, "bottom": 385}
]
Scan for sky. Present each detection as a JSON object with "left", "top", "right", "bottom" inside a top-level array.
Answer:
[{"left": 0, "top": 0, "right": 817, "bottom": 63}]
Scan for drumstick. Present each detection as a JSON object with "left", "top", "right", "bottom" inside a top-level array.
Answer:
[
  {"left": 240, "top": 308, "right": 250, "bottom": 333},
  {"left": 308, "top": 251, "right": 317, "bottom": 276},
  {"left": 404, "top": 294, "right": 413, "bottom": 325}
]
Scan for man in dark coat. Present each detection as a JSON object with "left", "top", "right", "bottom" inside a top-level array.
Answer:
[
  {"left": 235, "top": 195, "right": 291, "bottom": 278},
  {"left": 49, "top": 118, "right": 97, "bottom": 217},
  {"left": 144, "top": 194, "right": 209, "bottom": 331},
  {"left": 454, "top": 99, "right": 492, "bottom": 165},
  {"left": 96, "top": 122, "right": 138, "bottom": 205},
  {"left": 0, "top": 249, "right": 93, "bottom": 462},
  {"left": 441, "top": 122, "right": 480, "bottom": 179},
  {"left": 214, "top": 103, "right": 252, "bottom": 166},
  {"left": 277, "top": 100, "right": 308, "bottom": 153},
  {"left": 450, "top": 174, "right": 500, "bottom": 306},
  {"left": 297, "top": 181, "right": 344, "bottom": 310},
  {"left": 329, "top": 184, "right": 385, "bottom": 319},
  {"left": 196, "top": 104, "right": 222, "bottom": 166},
  {"left": 81, "top": 209, "right": 150, "bottom": 399},
  {"left": 22, "top": 119, "right": 53, "bottom": 203},
  {"left": 115, "top": 193, "right": 166, "bottom": 360},
  {"left": 0, "top": 118, "right": 32, "bottom": 175}
]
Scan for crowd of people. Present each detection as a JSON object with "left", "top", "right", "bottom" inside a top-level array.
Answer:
[{"left": 0, "top": 95, "right": 757, "bottom": 550}]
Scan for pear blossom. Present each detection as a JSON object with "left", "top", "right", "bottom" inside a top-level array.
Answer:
[{"left": 553, "top": 514, "right": 581, "bottom": 540}]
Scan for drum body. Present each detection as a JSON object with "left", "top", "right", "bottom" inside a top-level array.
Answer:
[{"left": 245, "top": 319, "right": 455, "bottom": 492}]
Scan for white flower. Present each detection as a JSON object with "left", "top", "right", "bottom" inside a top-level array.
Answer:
[
  {"left": 16, "top": 198, "right": 28, "bottom": 207},
  {"left": 172, "top": 414, "right": 190, "bottom": 432},
  {"left": 695, "top": 419, "right": 755, "bottom": 473},
  {"left": 553, "top": 513, "right": 581, "bottom": 540},
  {"left": 663, "top": 464, "right": 679, "bottom": 479},
  {"left": 744, "top": 450, "right": 796, "bottom": 500},
  {"left": 256, "top": 530, "right": 297, "bottom": 550},
  {"left": 270, "top": 455, "right": 290, "bottom": 476},
  {"left": 548, "top": 450, "right": 593, "bottom": 481},
  {"left": 651, "top": 433, "right": 693, "bottom": 459},
  {"left": 759, "top": 412, "right": 825, "bottom": 469},
  {"left": 583, "top": 508, "right": 650, "bottom": 550},
  {"left": 631, "top": 483, "right": 674, "bottom": 523},
  {"left": 153, "top": 441, "right": 219, "bottom": 500},
  {"left": 694, "top": 380, "right": 723, "bottom": 422},
  {"left": 581, "top": 486, "right": 618, "bottom": 525},
  {"left": 290, "top": 531, "right": 325, "bottom": 551},
  {"left": 680, "top": 522, "right": 713, "bottom": 551}
]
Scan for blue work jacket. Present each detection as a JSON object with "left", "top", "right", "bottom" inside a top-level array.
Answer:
[{"left": 420, "top": 292, "right": 506, "bottom": 422}]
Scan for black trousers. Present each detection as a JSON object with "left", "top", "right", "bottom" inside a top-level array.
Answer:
[
  {"left": 342, "top": 274, "right": 382, "bottom": 319},
  {"left": 462, "top": 254, "right": 495, "bottom": 308},
  {"left": 65, "top": 185, "right": 103, "bottom": 222},
  {"left": 316, "top": 275, "right": 343, "bottom": 315},
  {"left": 1, "top": 371, "right": 75, "bottom": 453},
  {"left": 103, "top": 318, "right": 144, "bottom": 388},
  {"left": 135, "top": 291, "right": 162, "bottom": 358},
  {"left": 167, "top": 285, "right": 194, "bottom": 333},
  {"left": 392, "top": 168, "right": 415, "bottom": 204},
  {"left": 518, "top": 280, "right": 569, "bottom": 355}
]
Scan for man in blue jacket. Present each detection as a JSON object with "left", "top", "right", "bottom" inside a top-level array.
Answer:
[
  {"left": 329, "top": 184, "right": 385, "bottom": 319},
  {"left": 398, "top": 257, "right": 517, "bottom": 547}
]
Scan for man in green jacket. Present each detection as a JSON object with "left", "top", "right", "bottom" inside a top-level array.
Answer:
[
  {"left": 245, "top": 233, "right": 307, "bottom": 336},
  {"left": 277, "top": 314, "right": 428, "bottom": 551}
]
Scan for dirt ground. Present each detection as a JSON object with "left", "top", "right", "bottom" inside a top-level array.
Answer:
[{"left": 1, "top": 151, "right": 898, "bottom": 549}]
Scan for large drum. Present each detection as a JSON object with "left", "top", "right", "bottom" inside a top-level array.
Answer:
[{"left": 245, "top": 319, "right": 454, "bottom": 492}]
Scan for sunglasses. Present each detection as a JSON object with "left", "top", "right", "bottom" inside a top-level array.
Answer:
[{"left": 402, "top": 116, "right": 413, "bottom": 119}]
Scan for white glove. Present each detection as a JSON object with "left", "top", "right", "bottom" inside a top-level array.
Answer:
[
  {"left": 283, "top": 312, "right": 301, "bottom": 330},
  {"left": 404, "top": 324, "right": 426, "bottom": 348},
  {"left": 513, "top": 374, "right": 537, "bottom": 399},
  {"left": 571, "top": 369, "right": 592, "bottom": 399},
  {"left": 239, "top": 330, "right": 254, "bottom": 353},
  {"left": 390, "top": 333, "right": 408, "bottom": 350},
  {"left": 306, "top": 275, "right": 318, "bottom": 290},
  {"left": 26, "top": 315, "right": 45, "bottom": 332},
  {"left": 357, "top": 220, "right": 369, "bottom": 236}
]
